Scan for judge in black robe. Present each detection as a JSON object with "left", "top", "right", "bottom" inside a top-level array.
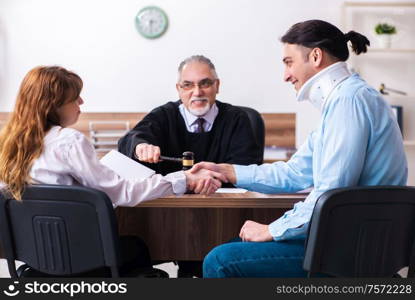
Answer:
[{"left": 118, "top": 100, "right": 263, "bottom": 175}]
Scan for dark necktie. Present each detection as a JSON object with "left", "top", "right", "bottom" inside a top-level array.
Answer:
[{"left": 195, "top": 118, "right": 205, "bottom": 133}]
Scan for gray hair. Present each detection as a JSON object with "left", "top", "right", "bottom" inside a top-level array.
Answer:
[{"left": 177, "top": 55, "right": 218, "bottom": 81}]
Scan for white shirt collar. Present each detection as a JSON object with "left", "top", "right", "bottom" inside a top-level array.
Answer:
[
  {"left": 179, "top": 102, "right": 218, "bottom": 132},
  {"left": 296, "top": 62, "right": 352, "bottom": 111}
]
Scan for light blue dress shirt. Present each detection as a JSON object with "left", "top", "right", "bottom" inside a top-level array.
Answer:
[{"left": 234, "top": 73, "right": 408, "bottom": 241}]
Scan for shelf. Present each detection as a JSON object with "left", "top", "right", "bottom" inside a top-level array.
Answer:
[
  {"left": 343, "top": 2, "right": 415, "bottom": 55},
  {"left": 90, "top": 131, "right": 127, "bottom": 138},
  {"left": 367, "top": 48, "right": 415, "bottom": 53},
  {"left": 92, "top": 141, "right": 118, "bottom": 146},
  {"left": 343, "top": 2, "right": 415, "bottom": 8}
]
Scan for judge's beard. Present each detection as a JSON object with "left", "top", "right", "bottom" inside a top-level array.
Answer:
[{"left": 188, "top": 99, "right": 211, "bottom": 116}]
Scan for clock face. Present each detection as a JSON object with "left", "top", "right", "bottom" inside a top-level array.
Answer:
[{"left": 135, "top": 6, "right": 168, "bottom": 39}]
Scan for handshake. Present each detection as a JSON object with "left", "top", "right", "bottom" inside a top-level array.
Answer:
[
  {"left": 135, "top": 143, "right": 236, "bottom": 195},
  {"left": 183, "top": 162, "right": 237, "bottom": 195}
]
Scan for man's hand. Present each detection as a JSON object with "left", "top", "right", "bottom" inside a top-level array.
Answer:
[
  {"left": 239, "top": 220, "right": 273, "bottom": 242},
  {"left": 190, "top": 162, "right": 237, "bottom": 184},
  {"left": 135, "top": 143, "right": 161, "bottom": 163},
  {"left": 184, "top": 169, "right": 228, "bottom": 195}
]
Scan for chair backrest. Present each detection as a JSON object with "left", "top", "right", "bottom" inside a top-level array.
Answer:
[
  {"left": 236, "top": 106, "right": 265, "bottom": 155},
  {"left": 0, "top": 184, "right": 122, "bottom": 278},
  {"left": 303, "top": 186, "right": 415, "bottom": 277}
]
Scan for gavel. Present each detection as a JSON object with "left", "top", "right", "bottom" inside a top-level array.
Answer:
[
  {"left": 160, "top": 151, "right": 194, "bottom": 170},
  {"left": 379, "top": 83, "right": 407, "bottom": 96}
]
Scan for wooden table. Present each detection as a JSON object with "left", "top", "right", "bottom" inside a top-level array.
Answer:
[{"left": 116, "top": 192, "right": 307, "bottom": 261}]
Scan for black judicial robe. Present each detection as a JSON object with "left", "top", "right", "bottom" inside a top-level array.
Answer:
[{"left": 118, "top": 100, "right": 263, "bottom": 175}]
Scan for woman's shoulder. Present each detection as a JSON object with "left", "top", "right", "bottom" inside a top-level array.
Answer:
[{"left": 45, "top": 126, "right": 87, "bottom": 146}]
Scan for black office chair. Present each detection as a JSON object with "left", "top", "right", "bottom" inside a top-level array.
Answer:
[
  {"left": 303, "top": 186, "right": 415, "bottom": 277},
  {"left": 237, "top": 106, "right": 265, "bottom": 158},
  {"left": 0, "top": 184, "right": 168, "bottom": 278}
]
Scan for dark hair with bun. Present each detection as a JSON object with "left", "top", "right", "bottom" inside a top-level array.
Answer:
[{"left": 281, "top": 19, "right": 370, "bottom": 61}]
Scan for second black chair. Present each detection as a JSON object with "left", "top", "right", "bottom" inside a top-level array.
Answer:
[
  {"left": 0, "top": 184, "right": 168, "bottom": 278},
  {"left": 303, "top": 186, "right": 415, "bottom": 277}
]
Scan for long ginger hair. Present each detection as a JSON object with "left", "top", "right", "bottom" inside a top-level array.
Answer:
[{"left": 0, "top": 66, "right": 83, "bottom": 200}]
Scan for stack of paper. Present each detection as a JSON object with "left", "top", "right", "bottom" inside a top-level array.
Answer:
[
  {"left": 215, "top": 188, "right": 247, "bottom": 193},
  {"left": 100, "top": 150, "right": 155, "bottom": 180}
]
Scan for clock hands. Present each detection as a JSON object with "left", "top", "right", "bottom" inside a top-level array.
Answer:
[{"left": 135, "top": 6, "right": 168, "bottom": 39}]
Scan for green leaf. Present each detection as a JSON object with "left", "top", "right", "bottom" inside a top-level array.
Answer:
[{"left": 375, "top": 23, "right": 397, "bottom": 35}]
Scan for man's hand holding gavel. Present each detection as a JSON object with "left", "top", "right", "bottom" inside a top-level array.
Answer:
[{"left": 135, "top": 143, "right": 161, "bottom": 163}]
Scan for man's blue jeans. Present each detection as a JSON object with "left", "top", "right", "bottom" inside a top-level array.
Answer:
[{"left": 203, "top": 238, "right": 307, "bottom": 278}]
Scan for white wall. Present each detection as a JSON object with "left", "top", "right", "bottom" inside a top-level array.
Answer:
[
  {"left": 0, "top": 0, "right": 346, "bottom": 142},
  {"left": 0, "top": 0, "right": 413, "bottom": 182}
]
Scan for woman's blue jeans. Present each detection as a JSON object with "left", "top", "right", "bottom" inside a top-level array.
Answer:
[{"left": 203, "top": 238, "right": 307, "bottom": 278}]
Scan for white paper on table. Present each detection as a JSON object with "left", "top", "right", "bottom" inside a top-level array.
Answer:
[
  {"left": 100, "top": 150, "right": 155, "bottom": 180},
  {"left": 215, "top": 188, "right": 247, "bottom": 193}
]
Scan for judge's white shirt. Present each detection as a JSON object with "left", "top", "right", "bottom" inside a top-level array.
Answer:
[{"left": 29, "top": 126, "right": 186, "bottom": 207}]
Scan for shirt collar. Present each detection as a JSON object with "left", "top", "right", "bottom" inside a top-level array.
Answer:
[
  {"left": 181, "top": 102, "right": 218, "bottom": 127},
  {"left": 296, "top": 62, "right": 352, "bottom": 111}
]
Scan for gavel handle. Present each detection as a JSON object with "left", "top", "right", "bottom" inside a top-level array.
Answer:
[
  {"left": 159, "top": 155, "right": 182, "bottom": 162},
  {"left": 384, "top": 87, "right": 407, "bottom": 95}
]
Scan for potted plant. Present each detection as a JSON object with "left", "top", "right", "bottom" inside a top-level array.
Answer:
[{"left": 374, "top": 23, "right": 397, "bottom": 48}]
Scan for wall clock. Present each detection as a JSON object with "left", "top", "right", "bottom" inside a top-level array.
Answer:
[{"left": 135, "top": 6, "right": 168, "bottom": 39}]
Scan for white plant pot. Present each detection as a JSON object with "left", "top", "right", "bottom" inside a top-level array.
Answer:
[{"left": 377, "top": 34, "right": 393, "bottom": 48}]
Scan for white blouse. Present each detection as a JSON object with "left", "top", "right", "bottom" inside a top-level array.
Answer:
[{"left": 29, "top": 126, "right": 186, "bottom": 207}]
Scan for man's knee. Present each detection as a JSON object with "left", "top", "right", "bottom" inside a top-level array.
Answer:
[
  {"left": 203, "top": 249, "right": 218, "bottom": 278},
  {"left": 203, "top": 244, "right": 233, "bottom": 278}
]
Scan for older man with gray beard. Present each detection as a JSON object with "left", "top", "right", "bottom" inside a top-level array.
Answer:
[{"left": 118, "top": 55, "right": 262, "bottom": 177}]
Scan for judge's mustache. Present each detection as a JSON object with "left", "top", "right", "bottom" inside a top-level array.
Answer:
[{"left": 190, "top": 98, "right": 208, "bottom": 103}]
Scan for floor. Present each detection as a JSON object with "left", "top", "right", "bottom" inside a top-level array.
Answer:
[
  {"left": 0, "top": 259, "right": 408, "bottom": 278},
  {"left": 0, "top": 259, "right": 179, "bottom": 278}
]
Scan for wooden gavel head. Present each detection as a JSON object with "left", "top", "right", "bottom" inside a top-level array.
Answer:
[{"left": 182, "top": 151, "right": 194, "bottom": 170}]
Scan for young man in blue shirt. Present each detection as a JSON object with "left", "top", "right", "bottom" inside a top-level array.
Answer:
[{"left": 192, "top": 19, "right": 408, "bottom": 278}]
